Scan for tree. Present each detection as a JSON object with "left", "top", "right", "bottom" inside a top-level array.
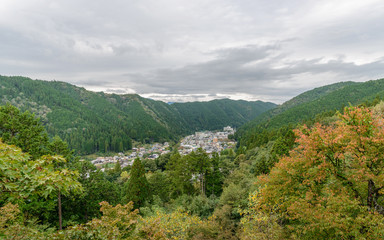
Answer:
[
  {"left": 166, "top": 153, "right": 195, "bottom": 197},
  {"left": 48, "top": 135, "right": 75, "bottom": 164},
  {"left": 137, "top": 209, "right": 216, "bottom": 240},
  {"left": 123, "top": 158, "right": 151, "bottom": 209},
  {"left": 248, "top": 106, "right": 384, "bottom": 239},
  {"left": 105, "top": 161, "right": 122, "bottom": 182},
  {"left": 0, "top": 140, "right": 83, "bottom": 230},
  {"left": 205, "top": 152, "right": 224, "bottom": 196},
  {"left": 0, "top": 104, "right": 49, "bottom": 159},
  {"left": 147, "top": 171, "right": 171, "bottom": 203},
  {"left": 63, "top": 161, "right": 121, "bottom": 223},
  {"left": 187, "top": 149, "right": 211, "bottom": 196},
  {"left": 57, "top": 201, "right": 139, "bottom": 240}
]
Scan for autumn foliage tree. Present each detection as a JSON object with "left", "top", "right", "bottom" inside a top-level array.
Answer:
[{"left": 243, "top": 105, "right": 384, "bottom": 239}]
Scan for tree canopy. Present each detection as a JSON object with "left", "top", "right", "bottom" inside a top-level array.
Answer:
[
  {"left": 243, "top": 105, "right": 384, "bottom": 239},
  {"left": 0, "top": 104, "right": 49, "bottom": 159},
  {"left": 124, "top": 158, "right": 151, "bottom": 209}
]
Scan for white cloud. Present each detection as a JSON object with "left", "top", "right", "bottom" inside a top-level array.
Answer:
[{"left": 1, "top": 0, "right": 384, "bottom": 103}]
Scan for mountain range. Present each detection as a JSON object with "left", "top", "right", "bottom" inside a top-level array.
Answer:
[
  {"left": 0, "top": 75, "right": 276, "bottom": 154},
  {"left": 3, "top": 75, "right": 384, "bottom": 155}
]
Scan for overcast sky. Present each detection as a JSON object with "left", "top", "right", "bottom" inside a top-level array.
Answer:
[{"left": 1, "top": 0, "right": 384, "bottom": 103}]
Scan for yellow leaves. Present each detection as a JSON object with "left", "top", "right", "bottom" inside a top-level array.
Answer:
[
  {"left": 120, "top": 171, "right": 130, "bottom": 182},
  {"left": 0, "top": 203, "right": 20, "bottom": 228},
  {"left": 246, "top": 105, "right": 384, "bottom": 239},
  {"left": 240, "top": 203, "right": 285, "bottom": 240},
  {"left": 56, "top": 201, "right": 139, "bottom": 239},
  {"left": 137, "top": 209, "right": 214, "bottom": 240}
]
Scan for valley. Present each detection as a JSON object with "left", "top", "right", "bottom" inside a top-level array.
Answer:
[
  {"left": 0, "top": 75, "right": 275, "bottom": 155},
  {"left": 2, "top": 76, "right": 384, "bottom": 239},
  {"left": 91, "top": 126, "right": 236, "bottom": 171}
]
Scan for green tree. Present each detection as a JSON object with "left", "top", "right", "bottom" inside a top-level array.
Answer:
[
  {"left": 56, "top": 201, "right": 139, "bottom": 240},
  {"left": 187, "top": 149, "right": 211, "bottom": 196},
  {"left": 147, "top": 171, "right": 171, "bottom": 203},
  {"left": 105, "top": 161, "right": 122, "bottom": 182},
  {"left": 123, "top": 158, "right": 151, "bottom": 209},
  {"left": 63, "top": 161, "right": 121, "bottom": 224},
  {"left": 48, "top": 135, "right": 75, "bottom": 164},
  {"left": 166, "top": 153, "right": 195, "bottom": 197},
  {"left": 0, "top": 104, "right": 49, "bottom": 159},
  {"left": 0, "top": 140, "right": 83, "bottom": 230},
  {"left": 206, "top": 152, "right": 224, "bottom": 196}
]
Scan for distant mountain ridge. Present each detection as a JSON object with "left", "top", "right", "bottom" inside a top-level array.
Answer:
[
  {"left": 0, "top": 75, "right": 276, "bottom": 154},
  {"left": 237, "top": 81, "right": 356, "bottom": 132},
  {"left": 237, "top": 78, "right": 384, "bottom": 149}
]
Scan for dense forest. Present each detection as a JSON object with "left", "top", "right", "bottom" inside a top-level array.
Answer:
[
  {"left": 2, "top": 78, "right": 384, "bottom": 239},
  {"left": 236, "top": 78, "right": 384, "bottom": 150},
  {"left": 0, "top": 75, "right": 276, "bottom": 155}
]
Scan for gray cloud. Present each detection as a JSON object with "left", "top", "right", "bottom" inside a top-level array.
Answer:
[
  {"left": 128, "top": 44, "right": 384, "bottom": 102},
  {"left": 1, "top": 0, "right": 384, "bottom": 103}
]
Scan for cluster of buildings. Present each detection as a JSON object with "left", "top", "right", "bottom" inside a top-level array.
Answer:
[
  {"left": 178, "top": 126, "right": 236, "bottom": 155},
  {"left": 91, "top": 126, "right": 236, "bottom": 170},
  {"left": 91, "top": 142, "right": 171, "bottom": 169}
]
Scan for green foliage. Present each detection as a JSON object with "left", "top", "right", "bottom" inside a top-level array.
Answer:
[
  {"left": 166, "top": 150, "right": 225, "bottom": 198},
  {"left": 171, "top": 99, "right": 276, "bottom": 131},
  {"left": 239, "top": 200, "right": 286, "bottom": 240},
  {"left": 62, "top": 161, "right": 121, "bottom": 224},
  {"left": 124, "top": 158, "right": 152, "bottom": 209},
  {"left": 47, "top": 135, "right": 75, "bottom": 163},
  {"left": 0, "top": 75, "right": 274, "bottom": 154},
  {"left": 166, "top": 153, "right": 196, "bottom": 197},
  {"left": 0, "top": 104, "right": 49, "bottom": 159},
  {"left": 56, "top": 201, "right": 139, "bottom": 240},
  {"left": 0, "top": 140, "right": 83, "bottom": 231},
  {"left": 0, "top": 202, "right": 56, "bottom": 240},
  {"left": 205, "top": 152, "right": 224, "bottom": 196},
  {"left": 238, "top": 78, "right": 384, "bottom": 151},
  {"left": 147, "top": 171, "right": 171, "bottom": 203},
  {"left": 169, "top": 194, "right": 219, "bottom": 219},
  {"left": 8, "top": 75, "right": 384, "bottom": 238},
  {"left": 249, "top": 142, "right": 276, "bottom": 176},
  {"left": 186, "top": 149, "right": 211, "bottom": 196},
  {"left": 0, "top": 140, "right": 82, "bottom": 202},
  {"left": 207, "top": 159, "right": 257, "bottom": 239}
]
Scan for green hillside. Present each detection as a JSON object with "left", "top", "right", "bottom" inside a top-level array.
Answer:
[
  {"left": 171, "top": 99, "right": 276, "bottom": 131},
  {"left": 0, "top": 75, "right": 276, "bottom": 154},
  {"left": 237, "top": 78, "right": 384, "bottom": 149}
]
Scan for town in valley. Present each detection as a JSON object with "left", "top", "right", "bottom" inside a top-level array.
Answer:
[{"left": 91, "top": 126, "right": 236, "bottom": 170}]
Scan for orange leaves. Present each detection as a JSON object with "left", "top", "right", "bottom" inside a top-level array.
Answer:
[{"left": 247, "top": 105, "right": 384, "bottom": 239}]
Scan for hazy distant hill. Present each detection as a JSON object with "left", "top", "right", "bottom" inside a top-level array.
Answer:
[
  {"left": 0, "top": 75, "right": 276, "bottom": 154},
  {"left": 237, "top": 78, "right": 384, "bottom": 149}
]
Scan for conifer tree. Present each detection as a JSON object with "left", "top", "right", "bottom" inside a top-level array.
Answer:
[{"left": 124, "top": 158, "right": 151, "bottom": 209}]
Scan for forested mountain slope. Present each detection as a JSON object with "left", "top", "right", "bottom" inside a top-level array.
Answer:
[
  {"left": 171, "top": 99, "right": 276, "bottom": 131},
  {"left": 237, "top": 78, "right": 384, "bottom": 149},
  {"left": 0, "top": 75, "right": 276, "bottom": 154}
]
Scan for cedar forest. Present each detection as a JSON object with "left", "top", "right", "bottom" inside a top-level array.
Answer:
[{"left": 2, "top": 77, "right": 384, "bottom": 239}]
